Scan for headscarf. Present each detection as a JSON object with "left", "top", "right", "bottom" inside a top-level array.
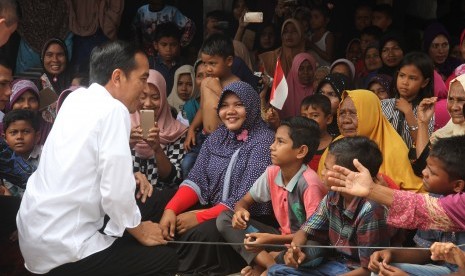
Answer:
[
  {"left": 7, "top": 79, "right": 40, "bottom": 112},
  {"left": 131, "top": 70, "right": 188, "bottom": 159},
  {"left": 331, "top": 58, "right": 356, "bottom": 80},
  {"left": 318, "top": 90, "right": 423, "bottom": 192},
  {"left": 40, "top": 38, "right": 73, "bottom": 94},
  {"left": 258, "top": 19, "right": 306, "bottom": 77},
  {"left": 367, "top": 74, "right": 394, "bottom": 98},
  {"left": 378, "top": 32, "right": 406, "bottom": 77},
  {"left": 282, "top": 52, "right": 317, "bottom": 118},
  {"left": 431, "top": 74, "right": 465, "bottom": 142},
  {"left": 433, "top": 70, "right": 450, "bottom": 130},
  {"left": 183, "top": 81, "right": 274, "bottom": 214},
  {"left": 316, "top": 73, "right": 353, "bottom": 100},
  {"left": 168, "top": 65, "right": 195, "bottom": 113}
]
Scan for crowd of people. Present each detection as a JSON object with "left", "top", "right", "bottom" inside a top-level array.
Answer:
[{"left": 1, "top": 0, "right": 465, "bottom": 275}]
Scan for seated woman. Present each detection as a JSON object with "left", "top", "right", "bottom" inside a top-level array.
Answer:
[
  {"left": 130, "top": 69, "right": 187, "bottom": 189},
  {"left": 159, "top": 81, "right": 275, "bottom": 275},
  {"left": 318, "top": 90, "right": 423, "bottom": 192},
  {"left": 167, "top": 64, "right": 195, "bottom": 125}
]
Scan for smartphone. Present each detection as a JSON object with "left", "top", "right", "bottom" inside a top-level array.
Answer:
[
  {"left": 243, "top": 12, "right": 263, "bottom": 23},
  {"left": 140, "top": 110, "right": 155, "bottom": 139},
  {"left": 245, "top": 225, "right": 259, "bottom": 233}
]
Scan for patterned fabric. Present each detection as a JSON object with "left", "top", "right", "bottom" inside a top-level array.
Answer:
[
  {"left": 381, "top": 98, "right": 435, "bottom": 149},
  {"left": 388, "top": 190, "right": 460, "bottom": 232},
  {"left": 181, "top": 81, "right": 274, "bottom": 215},
  {"left": 300, "top": 191, "right": 390, "bottom": 269},
  {"left": 0, "top": 139, "right": 34, "bottom": 189},
  {"left": 133, "top": 135, "right": 186, "bottom": 189}
]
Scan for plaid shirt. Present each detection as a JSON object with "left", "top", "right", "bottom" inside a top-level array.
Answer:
[{"left": 300, "top": 191, "right": 390, "bottom": 269}]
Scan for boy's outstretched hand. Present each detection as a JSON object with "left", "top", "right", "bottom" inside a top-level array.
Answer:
[
  {"left": 328, "top": 159, "right": 374, "bottom": 197},
  {"left": 284, "top": 243, "right": 306, "bottom": 268}
]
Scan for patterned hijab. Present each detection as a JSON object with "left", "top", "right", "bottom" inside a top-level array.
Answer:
[
  {"left": 318, "top": 90, "right": 423, "bottom": 192},
  {"left": 283, "top": 52, "right": 317, "bottom": 119}
]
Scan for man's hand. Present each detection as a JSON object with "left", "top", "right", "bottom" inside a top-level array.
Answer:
[
  {"left": 328, "top": 159, "right": 374, "bottom": 197},
  {"left": 134, "top": 172, "right": 153, "bottom": 203},
  {"left": 128, "top": 221, "right": 167, "bottom": 246},
  {"left": 368, "top": 250, "right": 393, "bottom": 273},
  {"left": 176, "top": 211, "right": 199, "bottom": 235},
  {"left": 159, "top": 209, "right": 177, "bottom": 240},
  {"left": 146, "top": 123, "right": 162, "bottom": 153},
  {"left": 431, "top": 242, "right": 465, "bottom": 270},
  {"left": 284, "top": 243, "right": 306, "bottom": 268},
  {"left": 232, "top": 208, "right": 250, "bottom": 229},
  {"left": 129, "top": 126, "right": 143, "bottom": 148}
]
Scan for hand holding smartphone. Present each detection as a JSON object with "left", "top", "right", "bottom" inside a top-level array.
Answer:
[{"left": 140, "top": 110, "right": 155, "bottom": 139}]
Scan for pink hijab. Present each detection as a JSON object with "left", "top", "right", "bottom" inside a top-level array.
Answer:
[
  {"left": 279, "top": 52, "right": 316, "bottom": 118},
  {"left": 433, "top": 70, "right": 450, "bottom": 130},
  {"left": 131, "top": 69, "right": 187, "bottom": 158}
]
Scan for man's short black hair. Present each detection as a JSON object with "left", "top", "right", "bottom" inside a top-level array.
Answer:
[
  {"left": 280, "top": 116, "right": 320, "bottom": 164},
  {"left": 3, "top": 109, "right": 40, "bottom": 133},
  {"left": 200, "top": 33, "right": 234, "bottom": 59},
  {"left": 430, "top": 135, "right": 465, "bottom": 182},
  {"left": 89, "top": 40, "right": 144, "bottom": 86},
  {"left": 329, "top": 136, "right": 382, "bottom": 177},
  {"left": 301, "top": 94, "right": 332, "bottom": 116}
]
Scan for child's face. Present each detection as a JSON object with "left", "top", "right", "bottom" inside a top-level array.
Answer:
[
  {"left": 195, "top": 64, "right": 207, "bottom": 89},
  {"left": 5, "top": 120, "right": 38, "bottom": 157},
  {"left": 12, "top": 91, "right": 39, "bottom": 111},
  {"left": 369, "top": 82, "right": 389, "bottom": 100},
  {"left": 360, "top": 34, "right": 377, "bottom": 52},
  {"left": 422, "top": 156, "right": 458, "bottom": 195},
  {"left": 260, "top": 26, "right": 276, "bottom": 50},
  {"left": 428, "top": 35, "right": 450, "bottom": 65},
  {"left": 154, "top": 37, "right": 180, "bottom": 63},
  {"left": 298, "top": 60, "right": 314, "bottom": 86},
  {"left": 396, "top": 64, "right": 429, "bottom": 101},
  {"left": 372, "top": 12, "right": 391, "bottom": 31},
  {"left": 354, "top": 8, "right": 372, "bottom": 31},
  {"left": 201, "top": 53, "right": 232, "bottom": 79},
  {"left": 381, "top": 40, "right": 403, "bottom": 67},
  {"left": 310, "top": 10, "right": 326, "bottom": 30},
  {"left": 321, "top": 152, "right": 337, "bottom": 189},
  {"left": 177, "top": 73, "right": 193, "bottom": 101},
  {"left": 282, "top": 22, "right": 301, "bottom": 48},
  {"left": 218, "top": 92, "right": 246, "bottom": 131},
  {"left": 301, "top": 105, "right": 331, "bottom": 132},
  {"left": 140, "top": 83, "right": 161, "bottom": 116},
  {"left": 270, "top": 125, "right": 301, "bottom": 166},
  {"left": 43, "top": 43, "right": 67, "bottom": 75},
  {"left": 338, "top": 97, "right": 358, "bottom": 137},
  {"left": 319, "top": 83, "right": 340, "bottom": 115},
  {"left": 364, "top": 48, "right": 382, "bottom": 71},
  {"left": 447, "top": 81, "right": 465, "bottom": 125}
]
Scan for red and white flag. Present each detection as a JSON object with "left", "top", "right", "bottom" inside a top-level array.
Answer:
[{"left": 269, "top": 58, "right": 288, "bottom": 110}]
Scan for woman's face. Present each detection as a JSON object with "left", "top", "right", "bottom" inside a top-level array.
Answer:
[
  {"left": 337, "top": 96, "right": 358, "bottom": 137},
  {"left": 281, "top": 22, "right": 301, "bottom": 48},
  {"left": 140, "top": 83, "right": 161, "bottom": 115},
  {"left": 428, "top": 34, "right": 450, "bottom": 65},
  {"left": 346, "top": 42, "right": 362, "bottom": 64},
  {"left": 177, "top": 73, "right": 193, "bottom": 101},
  {"left": 369, "top": 82, "right": 389, "bottom": 100},
  {"left": 319, "top": 83, "right": 340, "bottom": 115},
  {"left": 381, "top": 40, "right": 404, "bottom": 68},
  {"left": 298, "top": 60, "right": 314, "bottom": 86},
  {"left": 364, "top": 48, "right": 382, "bottom": 72},
  {"left": 43, "top": 43, "right": 67, "bottom": 75},
  {"left": 447, "top": 81, "right": 465, "bottom": 125},
  {"left": 12, "top": 91, "right": 39, "bottom": 111},
  {"left": 260, "top": 26, "right": 276, "bottom": 50},
  {"left": 218, "top": 92, "right": 246, "bottom": 131}
]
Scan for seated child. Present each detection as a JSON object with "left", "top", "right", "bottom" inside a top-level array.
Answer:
[
  {"left": 300, "top": 94, "right": 333, "bottom": 171},
  {"left": 268, "top": 136, "right": 391, "bottom": 276},
  {"left": 3, "top": 110, "right": 42, "bottom": 197},
  {"left": 217, "top": 116, "right": 327, "bottom": 276},
  {"left": 369, "top": 135, "right": 465, "bottom": 276}
]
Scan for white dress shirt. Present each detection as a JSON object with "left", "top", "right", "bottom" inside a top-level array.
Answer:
[{"left": 17, "top": 84, "right": 141, "bottom": 274}]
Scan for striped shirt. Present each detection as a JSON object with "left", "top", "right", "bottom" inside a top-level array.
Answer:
[{"left": 300, "top": 191, "right": 390, "bottom": 269}]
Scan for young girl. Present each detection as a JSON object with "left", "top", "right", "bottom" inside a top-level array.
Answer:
[
  {"left": 367, "top": 74, "right": 393, "bottom": 100},
  {"left": 167, "top": 65, "right": 195, "bottom": 125},
  {"left": 307, "top": 5, "right": 334, "bottom": 66},
  {"left": 381, "top": 52, "right": 435, "bottom": 150}
]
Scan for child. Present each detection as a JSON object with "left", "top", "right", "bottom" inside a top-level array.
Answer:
[
  {"left": 367, "top": 74, "right": 393, "bottom": 100},
  {"left": 369, "top": 135, "right": 465, "bottom": 276},
  {"left": 216, "top": 116, "right": 327, "bottom": 276},
  {"left": 371, "top": 4, "right": 393, "bottom": 33},
  {"left": 300, "top": 95, "right": 333, "bottom": 172},
  {"left": 268, "top": 136, "right": 390, "bottom": 276},
  {"left": 3, "top": 109, "right": 42, "bottom": 197},
  {"left": 150, "top": 22, "right": 183, "bottom": 94},
  {"left": 381, "top": 52, "right": 435, "bottom": 150},
  {"left": 307, "top": 5, "right": 334, "bottom": 67},
  {"left": 167, "top": 65, "right": 195, "bottom": 126}
]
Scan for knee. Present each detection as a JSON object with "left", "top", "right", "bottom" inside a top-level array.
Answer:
[{"left": 216, "top": 210, "right": 234, "bottom": 234}]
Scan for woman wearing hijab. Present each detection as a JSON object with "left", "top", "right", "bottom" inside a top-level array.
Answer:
[
  {"left": 318, "top": 90, "right": 423, "bottom": 192},
  {"left": 378, "top": 32, "right": 406, "bottom": 77},
  {"left": 159, "top": 81, "right": 275, "bottom": 275},
  {"left": 280, "top": 52, "right": 317, "bottom": 118},
  {"left": 258, "top": 19, "right": 306, "bottom": 77},
  {"left": 130, "top": 70, "right": 187, "bottom": 189},
  {"left": 38, "top": 38, "right": 73, "bottom": 94},
  {"left": 167, "top": 65, "right": 195, "bottom": 125}
]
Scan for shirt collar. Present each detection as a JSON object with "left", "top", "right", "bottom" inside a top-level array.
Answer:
[
  {"left": 328, "top": 191, "right": 364, "bottom": 220},
  {"left": 274, "top": 164, "right": 307, "bottom": 192},
  {"left": 27, "top": 145, "right": 42, "bottom": 160},
  {"left": 155, "top": 55, "right": 178, "bottom": 67}
]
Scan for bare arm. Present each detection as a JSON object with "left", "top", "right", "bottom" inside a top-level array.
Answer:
[{"left": 416, "top": 97, "right": 436, "bottom": 157}]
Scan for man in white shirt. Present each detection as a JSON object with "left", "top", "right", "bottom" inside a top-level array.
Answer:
[{"left": 16, "top": 41, "right": 179, "bottom": 275}]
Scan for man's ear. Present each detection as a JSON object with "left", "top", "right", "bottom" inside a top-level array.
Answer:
[{"left": 111, "top": 69, "right": 123, "bottom": 87}]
